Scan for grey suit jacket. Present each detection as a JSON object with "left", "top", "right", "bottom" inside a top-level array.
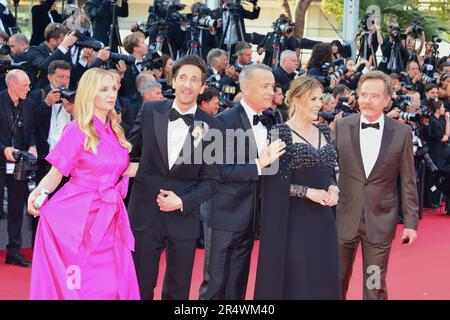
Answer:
[{"left": 333, "top": 114, "right": 419, "bottom": 244}]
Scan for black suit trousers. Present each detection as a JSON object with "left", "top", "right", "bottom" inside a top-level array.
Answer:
[
  {"left": 132, "top": 214, "right": 197, "bottom": 300},
  {"left": 0, "top": 172, "right": 28, "bottom": 254},
  {"left": 199, "top": 222, "right": 254, "bottom": 300}
]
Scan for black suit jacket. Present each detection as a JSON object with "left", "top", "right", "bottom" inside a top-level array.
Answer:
[
  {"left": 273, "top": 66, "right": 295, "bottom": 93},
  {"left": 208, "top": 103, "right": 262, "bottom": 232},
  {"left": 119, "top": 62, "right": 140, "bottom": 98},
  {"left": 127, "top": 99, "right": 223, "bottom": 239},
  {"left": 0, "top": 90, "right": 36, "bottom": 168},
  {"left": 30, "top": 0, "right": 63, "bottom": 46},
  {"left": 84, "top": 0, "right": 128, "bottom": 51},
  {"left": 29, "top": 86, "right": 52, "bottom": 161},
  {"left": 27, "top": 42, "right": 67, "bottom": 89}
]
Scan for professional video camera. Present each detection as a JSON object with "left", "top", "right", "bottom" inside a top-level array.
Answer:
[
  {"left": 11, "top": 151, "right": 38, "bottom": 182},
  {"left": 272, "top": 16, "right": 295, "bottom": 35},
  {"left": 188, "top": 4, "right": 219, "bottom": 29},
  {"left": 144, "top": 0, "right": 186, "bottom": 34},
  {"left": 206, "top": 74, "right": 236, "bottom": 110}
]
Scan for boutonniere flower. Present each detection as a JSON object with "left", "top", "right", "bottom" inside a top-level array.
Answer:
[{"left": 192, "top": 121, "right": 209, "bottom": 147}]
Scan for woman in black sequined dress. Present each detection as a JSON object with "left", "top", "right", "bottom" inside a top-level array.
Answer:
[{"left": 254, "top": 76, "right": 341, "bottom": 300}]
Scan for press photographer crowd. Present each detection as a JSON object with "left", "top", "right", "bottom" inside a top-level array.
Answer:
[{"left": 0, "top": 0, "right": 449, "bottom": 301}]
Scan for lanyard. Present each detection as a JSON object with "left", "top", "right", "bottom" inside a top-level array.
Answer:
[{"left": 10, "top": 104, "right": 22, "bottom": 148}]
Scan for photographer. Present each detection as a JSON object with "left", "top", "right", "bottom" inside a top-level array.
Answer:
[
  {"left": 119, "top": 32, "right": 147, "bottom": 98},
  {"left": 306, "top": 43, "right": 341, "bottom": 92},
  {"left": 273, "top": 50, "right": 298, "bottom": 93},
  {"left": 355, "top": 15, "right": 383, "bottom": 64},
  {"left": 30, "top": 0, "right": 63, "bottom": 46},
  {"left": 405, "top": 23, "right": 425, "bottom": 65},
  {"left": 181, "top": 2, "right": 218, "bottom": 61},
  {"left": 423, "top": 100, "right": 450, "bottom": 208},
  {"left": 339, "top": 58, "right": 364, "bottom": 90},
  {"left": 258, "top": 15, "right": 321, "bottom": 67},
  {"left": 421, "top": 83, "right": 440, "bottom": 107},
  {"left": 8, "top": 33, "right": 33, "bottom": 78},
  {"left": 378, "top": 22, "right": 409, "bottom": 74},
  {"left": 0, "top": 70, "right": 36, "bottom": 268},
  {"left": 206, "top": 48, "right": 239, "bottom": 90},
  {"left": 212, "top": 0, "right": 260, "bottom": 55},
  {"left": 270, "top": 83, "right": 287, "bottom": 123},
  {"left": 27, "top": 23, "right": 78, "bottom": 89},
  {"left": 84, "top": 0, "right": 129, "bottom": 53},
  {"left": 233, "top": 41, "right": 254, "bottom": 71},
  {"left": 29, "top": 60, "right": 74, "bottom": 183},
  {"left": 404, "top": 60, "right": 425, "bottom": 97}
]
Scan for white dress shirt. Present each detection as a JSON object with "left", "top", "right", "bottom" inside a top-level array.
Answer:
[
  {"left": 359, "top": 113, "right": 385, "bottom": 178},
  {"left": 167, "top": 101, "right": 197, "bottom": 169},
  {"left": 47, "top": 103, "right": 72, "bottom": 152},
  {"left": 241, "top": 99, "right": 267, "bottom": 174}
]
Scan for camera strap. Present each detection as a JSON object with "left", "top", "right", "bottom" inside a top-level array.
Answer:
[{"left": 10, "top": 103, "right": 23, "bottom": 148}]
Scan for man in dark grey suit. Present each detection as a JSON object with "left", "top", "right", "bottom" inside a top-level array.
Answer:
[{"left": 333, "top": 71, "right": 419, "bottom": 300}]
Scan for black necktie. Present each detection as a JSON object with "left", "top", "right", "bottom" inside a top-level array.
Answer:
[
  {"left": 361, "top": 122, "right": 380, "bottom": 130},
  {"left": 169, "top": 108, "right": 194, "bottom": 127}
]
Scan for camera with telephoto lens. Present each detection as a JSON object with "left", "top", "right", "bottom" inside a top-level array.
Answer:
[
  {"left": 272, "top": 16, "right": 294, "bottom": 35},
  {"left": 225, "top": 0, "right": 258, "bottom": 13},
  {"left": 389, "top": 24, "right": 407, "bottom": 43},
  {"left": 57, "top": 87, "right": 76, "bottom": 103},
  {"left": 188, "top": 4, "right": 219, "bottom": 29},
  {"left": 74, "top": 30, "right": 104, "bottom": 51},
  {"left": 11, "top": 151, "right": 38, "bottom": 182},
  {"left": 205, "top": 74, "right": 235, "bottom": 110},
  {"left": 109, "top": 52, "right": 135, "bottom": 64}
]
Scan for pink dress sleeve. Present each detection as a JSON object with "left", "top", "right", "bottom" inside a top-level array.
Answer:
[{"left": 45, "top": 120, "right": 85, "bottom": 177}]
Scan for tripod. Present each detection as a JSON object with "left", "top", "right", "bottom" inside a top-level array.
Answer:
[
  {"left": 186, "top": 26, "right": 202, "bottom": 57},
  {"left": 270, "top": 31, "right": 282, "bottom": 70},
  {"left": 387, "top": 42, "right": 405, "bottom": 74},
  {"left": 11, "top": 0, "right": 21, "bottom": 34},
  {"left": 219, "top": 8, "right": 245, "bottom": 61},
  {"left": 356, "top": 31, "right": 377, "bottom": 69},
  {"left": 108, "top": 0, "right": 123, "bottom": 56}
]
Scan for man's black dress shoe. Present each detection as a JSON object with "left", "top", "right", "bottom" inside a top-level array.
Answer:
[{"left": 5, "top": 252, "right": 32, "bottom": 268}]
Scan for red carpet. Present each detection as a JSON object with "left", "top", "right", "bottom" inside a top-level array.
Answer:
[{"left": 1, "top": 210, "right": 449, "bottom": 300}]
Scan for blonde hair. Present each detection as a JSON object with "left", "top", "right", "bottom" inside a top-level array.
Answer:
[
  {"left": 74, "top": 68, "right": 132, "bottom": 153},
  {"left": 285, "top": 76, "right": 323, "bottom": 118}
]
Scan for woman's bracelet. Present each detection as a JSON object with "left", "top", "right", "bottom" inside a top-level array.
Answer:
[{"left": 290, "top": 184, "right": 308, "bottom": 199}]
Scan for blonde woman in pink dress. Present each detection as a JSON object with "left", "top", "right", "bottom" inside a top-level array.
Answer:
[{"left": 27, "top": 68, "right": 140, "bottom": 300}]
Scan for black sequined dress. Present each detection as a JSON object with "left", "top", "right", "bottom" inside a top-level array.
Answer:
[{"left": 254, "top": 123, "right": 341, "bottom": 300}]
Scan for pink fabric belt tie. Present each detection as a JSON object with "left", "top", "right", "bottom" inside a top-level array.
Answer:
[{"left": 69, "top": 176, "right": 135, "bottom": 254}]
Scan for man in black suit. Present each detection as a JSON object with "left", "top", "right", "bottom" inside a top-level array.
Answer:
[
  {"left": 206, "top": 48, "right": 239, "bottom": 94},
  {"left": 27, "top": 23, "right": 78, "bottom": 89},
  {"left": 199, "top": 63, "right": 286, "bottom": 300},
  {"left": 9, "top": 33, "right": 33, "bottom": 80},
  {"left": 84, "top": 0, "right": 129, "bottom": 52},
  {"left": 0, "top": 70, "right": 36, "bottom": 268},
  {"left": 30, "top": 0, "right": 62, "bottom": 46},
  {"left": 127, "top": 55, "right": 223, "bottom": 300},
  {"left": 119, "top": 32, "right": 148, "bottom": 98},
  {"left": 211, "top": 0, "right": 260, "bottom": 55},
  {"left": 272, "top": 50, "right": 298, "bottom": 93}
]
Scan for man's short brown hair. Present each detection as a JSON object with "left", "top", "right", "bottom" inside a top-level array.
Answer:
[
  {"left": 123, "top": 32, "right": 145, "bottom": 54},
  {"left": 358, "top": 70, "right": 392, "bottom": 97},
  {"left": 44, "top": 23, "right": 68, "bottom": 42}
]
